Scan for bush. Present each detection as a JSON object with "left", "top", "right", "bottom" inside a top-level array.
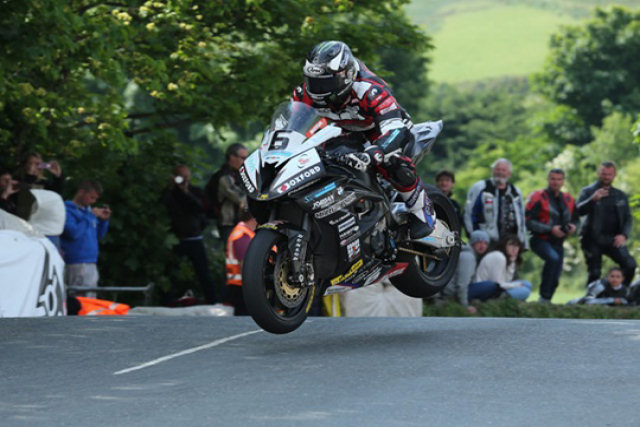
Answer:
[{"left": 424, "top": 298, "right": 640, "bottom": 319}]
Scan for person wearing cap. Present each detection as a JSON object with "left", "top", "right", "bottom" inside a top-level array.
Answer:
[{"left": 440, "top": 230, "right": 491, "bottom": 313}]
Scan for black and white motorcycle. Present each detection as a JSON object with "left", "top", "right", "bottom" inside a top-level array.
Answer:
[{"left": 239, "top": 101, "right": 460, "bottom": 333}]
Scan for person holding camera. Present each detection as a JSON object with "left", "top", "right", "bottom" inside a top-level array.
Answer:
[
  {"left": 0, "top": 170, "right": 19, "bottom": 215},
  {"left": 61, "top": 180, "right": 111, "bottom": 298},
  {"left": 525, "top": 168, "right": 578, "bottom": 303},
  {"left": 162, "top": 164, "right": 217, "bottom": 305},
  {"left": 577, "top": 161, "right": 636, "bottom": 287},
  {"left": 12, "top": 152, "right": 64, "bottom": 221}
]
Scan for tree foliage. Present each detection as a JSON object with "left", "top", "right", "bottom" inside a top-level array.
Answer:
[
  {"left": 534, "top": 6, "right": 640, "bottom": 132},
  {"left": 0, "top": 0, "right": 431, "bottom": 294}
]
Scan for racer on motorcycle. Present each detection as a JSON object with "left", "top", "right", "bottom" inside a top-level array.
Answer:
[{"left": 291, "top": 40, "right": 435, "bottom": 239}]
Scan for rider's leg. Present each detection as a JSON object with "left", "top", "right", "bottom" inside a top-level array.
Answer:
[{"left": 378, "top": 154, "right": 435, "bottom": 239}]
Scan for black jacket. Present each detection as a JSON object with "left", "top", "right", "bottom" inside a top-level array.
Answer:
[
  {"left": 162, "top": 184, "right": 208, "bottom": 240},
  {"left": 576, "top": 181, "right": 632, "bottom": 241}
]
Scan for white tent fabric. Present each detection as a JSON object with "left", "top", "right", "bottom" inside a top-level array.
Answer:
[
  {"left": 0, "top": 230, "right": 66, "bottom": 317},
  {"left": 340, "top": 279, "right": 423, "bottom": 317},
  {"left": 0, "top": 209, "right": 39, "bottom": 237},
  {"left": 28, "top": 189, "right": 65, "bottom": 236}
]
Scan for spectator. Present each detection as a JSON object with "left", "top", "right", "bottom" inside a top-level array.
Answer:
[
  {"left": 440, "top": 230, "right": 491, "bottom": 313},
  {"left": 225, "top": 209, "right": 257, "bottom": 315},
  {"left": 526, "top": 168, "right": 578, "bottom": 303},
  {"left": 435, "top": 169, "right": 465, "bottom": 236},
  {"left": 60, "top": 180, "right": 111, "bottom": 297},
  {"left": 577, "top": 161, "right": 636, "bottom": 286},
  {"left": 568, "top": 267, "right": 628, "bottom": 306},
  {"left": 469, "top": 235, "right": 532, "bottom": 302},
  {"left": 0, "top": 170, "right": 18, "bottom": 215},
  {"left": 13, "top": 152, "right": 64, "bottom": 221},
  {"left": 205, "top": 143, "right": 248, "bottom": 245},
  {"left": 162, "top": 164, "right": 217, "bottom": 305},
  {"left": 464, "top": 158, "right": 527, "bottom": 248}
]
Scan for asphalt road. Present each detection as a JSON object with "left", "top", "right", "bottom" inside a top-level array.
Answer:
[{"left": 2, "top": 316, "right": 639, "bottom": 426}]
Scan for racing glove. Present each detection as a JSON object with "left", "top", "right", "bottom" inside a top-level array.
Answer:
[{"left": 338, "top": 146, "right": 385, "bottom": 172}]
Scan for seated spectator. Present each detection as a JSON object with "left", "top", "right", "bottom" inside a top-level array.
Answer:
[
  {"left": 435, "top": 169, "right": 466, "bottom": 237},
  {"left": 13, "top": 153, "right": 64, "bottom": 221},
  {"left": 469, "top": 235, "right": 531, "bottom": 302},
  {"left": 225, "top": 209, "right": 257, "bottom": 315},
  {"left": 60, "top": 180, "right": 111, "bottom": 298},
  {"left": 0, "top": 170, "right": 18, "bottom": 215},
  {"left": 440, "top": 230, "right": 490, "bottom": 313},
  {"left": 568, "top": 267, "right": 628, "bottom": 306}
]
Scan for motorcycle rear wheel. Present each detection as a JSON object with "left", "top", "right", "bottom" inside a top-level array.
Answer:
[
  {"left": 391, "top": 185, "right": 461, "bottom": 298},
  {"left": 242, "top": 229, "right": 315, "bottom": 334}
]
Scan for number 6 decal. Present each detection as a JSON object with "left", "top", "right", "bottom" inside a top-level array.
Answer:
[{"left": 270, "top": 130, "right": 291, "bottom": 150}]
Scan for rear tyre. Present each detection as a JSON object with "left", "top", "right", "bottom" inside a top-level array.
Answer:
[
  {"left": 242, "top": 229, "right": 315, "bottom": 334},
  {"left": 391, "top": 185, "right": 461, "bottom": 298}
]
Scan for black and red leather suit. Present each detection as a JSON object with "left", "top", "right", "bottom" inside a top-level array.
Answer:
[{"left": 291, "top": 60, "right": 419, "bottom": 193}]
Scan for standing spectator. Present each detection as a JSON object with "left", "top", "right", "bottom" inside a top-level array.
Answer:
[
  {"left": 526, "top": 168, "right": 578, "bottom": 303},
  {"left": 577, "top": 161, "right": 636, "bottom": 286},
  {"left": 568, "top": 267, "right": 628, "bottom": 306},
  {"left": 162, "top": 164, "right": 217, "bottom": 305},
  {"left": 435, "top": 169, "right": 465, "bottom": 236},
  {"left": 0, "top": 170, "right": 18, "bottom": 215},
  {"left": 204, "top": 143, "right": 248, "bottom": 245},
  {"left": 464, "top": 158, "right": 527, "bottom": 248},
  {"left": 225, "top": 209, "right": 257, "bottom": 315},
  {"left": 60, "top": 180, "right": 111, "bottom": 297},
  {"left": 440, "top": 230, "right": 491, "bottom": 313},
  {"left": 13, "top": 152, "right": 64, "bottom": 220},
  {"left": 470, "top": 235, "right": 532, "bottom": 301}
]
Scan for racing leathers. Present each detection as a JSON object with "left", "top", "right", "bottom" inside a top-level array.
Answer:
[{"left": 291, "top": 60, "right": 435, "bottom": 239}]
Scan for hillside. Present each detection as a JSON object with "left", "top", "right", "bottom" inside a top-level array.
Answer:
[{"left": 406, "top": 0, "right": 640, "bottom": 83}]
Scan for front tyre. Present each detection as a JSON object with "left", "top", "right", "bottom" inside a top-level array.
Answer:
[
  {"left": 391, "top": 185, "right": 461, "bottom": 298},
  {"left": 242, "top": 229, "right": 315, "bottom": 334}
]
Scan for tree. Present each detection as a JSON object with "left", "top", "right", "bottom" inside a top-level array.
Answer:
[
  {"left": 0, "top": 0, "right": 431, "bottom": 296},
  {"left": 534, "top": 7, "right": 640, "bottom": 133}
]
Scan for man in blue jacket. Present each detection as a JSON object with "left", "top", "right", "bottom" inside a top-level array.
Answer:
[{"left": 61, "top": 180, "right": 111, "bottom": 297}]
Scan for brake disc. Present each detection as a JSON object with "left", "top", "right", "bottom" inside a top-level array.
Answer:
[{"left": 274, "top": 256, "right": 308, "bottom": 308}]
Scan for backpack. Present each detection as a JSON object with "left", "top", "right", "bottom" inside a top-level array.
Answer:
[{"left": 204, "top": 167, "right": 225, "bottom": 219}]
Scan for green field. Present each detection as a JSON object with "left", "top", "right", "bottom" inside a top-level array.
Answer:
[{"left": 406, "top": 0, "right": 640, "bottom": 83}]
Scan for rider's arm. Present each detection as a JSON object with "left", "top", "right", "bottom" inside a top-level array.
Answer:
[{"left": 368, "top": 88, "right": 412, "bottom": 156}]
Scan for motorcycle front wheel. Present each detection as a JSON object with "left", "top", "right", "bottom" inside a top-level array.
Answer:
[{"left": 242, "top": 229, "right": 316, "bottom": 334}]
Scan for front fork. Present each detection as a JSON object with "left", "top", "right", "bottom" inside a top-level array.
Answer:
[{"left": 263, "top": 213, "right": 314, "bottom": 287}]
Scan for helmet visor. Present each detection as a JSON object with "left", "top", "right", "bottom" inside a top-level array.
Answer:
[{"left": 305, "top": 73, "right": 346, "bottom": 97}]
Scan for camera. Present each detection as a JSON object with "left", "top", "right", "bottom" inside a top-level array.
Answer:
[
  {"left": 37, "top": 162, "right": 51, "bottom": 169},
  {"left": 560, "top": 223, "right": 571, "bottom": 234}
]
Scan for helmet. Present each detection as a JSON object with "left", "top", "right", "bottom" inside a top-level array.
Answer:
[{"left": 303, "top": 41, "right": 359, "bottom": 106}]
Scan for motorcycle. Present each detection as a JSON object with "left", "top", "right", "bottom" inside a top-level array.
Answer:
[{"left": 239, "top": 101, "right": 460, "bottom": 334}]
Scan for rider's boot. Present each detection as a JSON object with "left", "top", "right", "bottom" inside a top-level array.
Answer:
[{"left": 399, "top": 185, "right": 436, "bottom": 239}]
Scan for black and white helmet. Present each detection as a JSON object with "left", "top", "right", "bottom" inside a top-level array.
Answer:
[{"left": 303, "top": 41, "right": 359, "bottom": 106}]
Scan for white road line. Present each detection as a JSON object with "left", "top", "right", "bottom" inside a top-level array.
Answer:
[{"left": 114, "top": 329, "right": 263, "bottom": 375}]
